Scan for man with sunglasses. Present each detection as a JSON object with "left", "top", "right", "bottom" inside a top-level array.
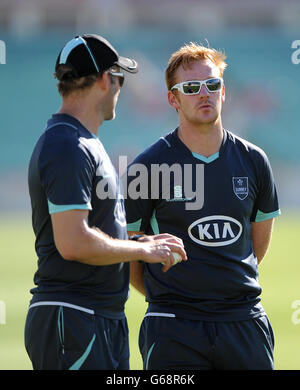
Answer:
[
  {"left": 125, "top": 43, "right": 280, "bottom": 370},
  {"left": 25, "top": 34, "right": 186, "bottom": 370}
]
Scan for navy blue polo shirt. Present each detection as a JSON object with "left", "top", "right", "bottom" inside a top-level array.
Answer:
[
  {"left": 28, "top": 113, "right": 128, "bottom": 319},
  {"left": 125, "top": 128, "right": 280, "bottom": 321}
]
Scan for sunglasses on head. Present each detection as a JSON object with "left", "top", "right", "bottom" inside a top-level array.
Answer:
[
  {"left": 108, "top": 67, "right": 125, "bottom": 87},
  {"left": 171, "top": 77, "right": 223, "bottom": 95}
]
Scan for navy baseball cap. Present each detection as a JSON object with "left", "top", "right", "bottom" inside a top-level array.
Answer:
[{"left": 55, "top": 34, "right": 138, "bottom": 78}]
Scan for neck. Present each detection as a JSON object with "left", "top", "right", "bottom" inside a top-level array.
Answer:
[
  {"left": 177, "top": 120, "right": 223, "bottom": 157},
  {"left": 57, "top": 94, "right": 103, "bottom": 136}
]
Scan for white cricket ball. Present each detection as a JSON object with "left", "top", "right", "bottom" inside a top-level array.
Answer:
[
  {"left": 161, "top": 252, "right": 182, "bottom": 266},
  {"left": 172, "top": 252, "right": 182, "bottom": 265}
]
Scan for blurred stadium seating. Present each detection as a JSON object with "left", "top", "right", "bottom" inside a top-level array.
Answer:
[{"left": 0, "top": 0, "right": 300, "bottom": 212}]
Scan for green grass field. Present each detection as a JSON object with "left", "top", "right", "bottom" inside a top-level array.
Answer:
[{"left": 0, "top": 212, "right": 299, "bottom": 370}]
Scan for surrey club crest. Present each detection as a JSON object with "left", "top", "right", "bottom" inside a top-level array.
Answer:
[{"left": 232, "top": 177, "right": 249, "bottom": 200}]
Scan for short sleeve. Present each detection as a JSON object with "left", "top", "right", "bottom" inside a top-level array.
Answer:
[
  {"left": 251, "top": 150, "right": 280, "bottom": 222},
  {"left": 124, "top": 158, "right": 155, "bottom": 233},
  {"left": 39, "top": 132, "right": 94, "bottom": 214}
]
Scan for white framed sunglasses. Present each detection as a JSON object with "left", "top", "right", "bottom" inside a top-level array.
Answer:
[{"left": 171, "top": 77, "right": 223, "bottom": 95}]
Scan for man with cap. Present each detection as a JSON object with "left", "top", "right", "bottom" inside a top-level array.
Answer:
[{"left": 24, "top": 34, "right": 186, "bottom": 370}]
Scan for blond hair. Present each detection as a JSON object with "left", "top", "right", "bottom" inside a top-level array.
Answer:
[{"left": 165, "top": 42, "right": 227, "bottom": 91}]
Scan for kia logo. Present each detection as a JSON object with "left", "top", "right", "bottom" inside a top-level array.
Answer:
[{"left": 188, "top": 215, "right": 242, "bottom": 247}]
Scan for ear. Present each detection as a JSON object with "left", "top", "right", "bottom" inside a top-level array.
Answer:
[
  {"left": 97, "top": 72, "right": 110, "bottom": 92},
  {"left": 221, "top": 83, "right": 225, "bottom": 103},
  {"left": 168, "top": 90, "right": 180, "bottom": 111}
]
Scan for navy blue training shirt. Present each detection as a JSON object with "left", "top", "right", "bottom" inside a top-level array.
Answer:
[
  {"left": 28, "top": 113, "right": 128, "bottom": 319},
  {"left": 125, "top": 128, "right": 280, "bottom": 321}
]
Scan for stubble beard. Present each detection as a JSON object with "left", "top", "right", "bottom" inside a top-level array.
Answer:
[
  {"left": 184, "top": 107, "right": 220, "bottom": 128},
  {"left": 103, "top": 94, "right": 118, "bottom": 121}
]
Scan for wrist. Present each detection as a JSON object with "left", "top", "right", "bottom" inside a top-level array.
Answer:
[{"left": 130, "top": 234, "right": 145, "bottom": 242}]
